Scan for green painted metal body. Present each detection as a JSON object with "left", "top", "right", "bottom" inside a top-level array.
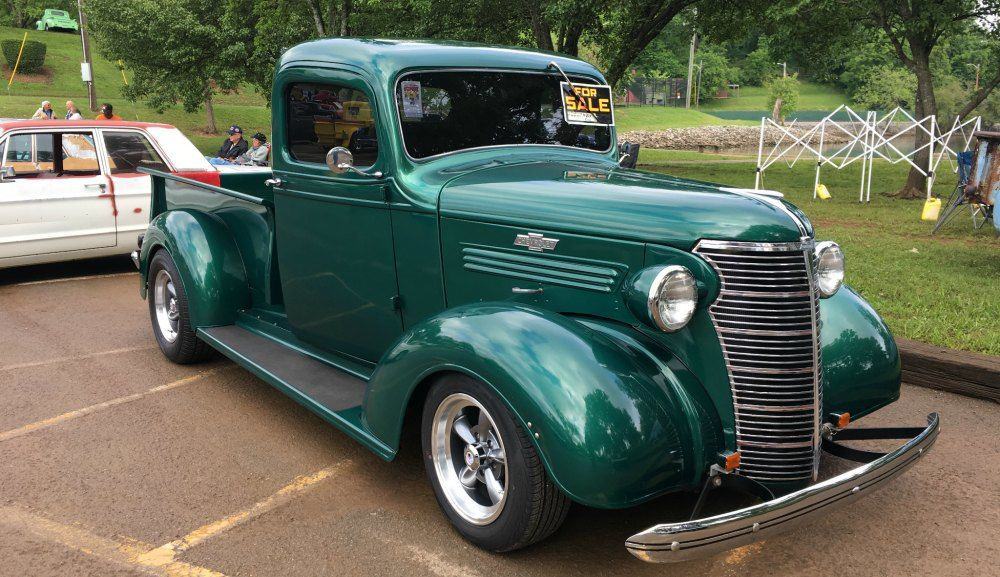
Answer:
[
  {"left": 36, "top": 8, "right": 78, "bottom": 31},
  {"left": 137, "top": 39, "right": 902, "bottom": 509}
]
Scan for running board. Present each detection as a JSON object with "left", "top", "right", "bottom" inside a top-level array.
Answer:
[{"left": 199, "top": 325, "right": 367, "bottom": 412}]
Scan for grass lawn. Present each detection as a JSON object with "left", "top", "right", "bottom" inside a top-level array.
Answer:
[
  {"left": 1, "top": 26, "right": 270, "bottom": 153},
  {"left": 637, "top": 149, "right": 1000, "bottom": 356},
  {"left": 700, "top": 82, "right": 849, "bottom": 111},
  {"left": 616, "top": 106, "right": 756, "bottom": 131}
]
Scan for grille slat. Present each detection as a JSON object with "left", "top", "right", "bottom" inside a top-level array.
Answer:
[{"left": 696, "top": 239, "right": 822, "bottom": 483}]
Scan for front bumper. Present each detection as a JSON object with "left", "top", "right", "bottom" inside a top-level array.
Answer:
[{"left": 626, "top": 413, "right": 940, "bottom": 562}]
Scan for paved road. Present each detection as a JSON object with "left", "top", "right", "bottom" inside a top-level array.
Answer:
[{"left": 0, "top": 260, "right": 996, "bottom": 577}]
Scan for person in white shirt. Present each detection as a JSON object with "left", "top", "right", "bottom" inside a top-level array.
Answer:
[{"left": 65, "top": 101, "right": 83, "bottom": 120}]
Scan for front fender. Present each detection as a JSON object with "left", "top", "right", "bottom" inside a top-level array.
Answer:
[
  {"left": 821, "top": 286, "right": 902, "bottom": 419},
  {"left": 139, "top": 210, "right": 249, "bottom": 328},
  {"left": 364, "top": 303, "right": 723, "bottom": 509}
]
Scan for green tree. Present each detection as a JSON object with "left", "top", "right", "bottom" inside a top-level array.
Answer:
[
  {"left": 767, "top": 74, "right": 800, "bottom": 122},
  {"left": 741, "top": 39, "right": 777, "bottom": 86},
  {"left": 852, "top": 65, "right": 915, "bottom": 110},
  {"left": 696, "top": 45, "right": 738, "bottom": 101},
  {"left": 87, "top": 0, "right": 246, "bottom": 133},
  {"left": 1, "top": 0, "right": 75, "bottom": 29}
]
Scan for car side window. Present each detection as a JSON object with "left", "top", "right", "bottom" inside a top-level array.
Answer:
[
  {"left": 103, "top": 131, "right": 168, "bottom": 174},
  {"left": 287, "top": 82, "right": 378, "bottom": 168},
  {"left": 3, "top": 134, "right": 36, "bottom": 175},
  {"left": 1, "top": 132, "right": 99, "bottom": 178}
]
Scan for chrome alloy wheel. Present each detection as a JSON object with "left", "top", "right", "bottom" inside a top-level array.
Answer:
[
  {"left": 153, "top": 269, "right": 180, "bottom": 343},
  {"left": 431, "top": 393, "right": 508, "bottom": 525}
]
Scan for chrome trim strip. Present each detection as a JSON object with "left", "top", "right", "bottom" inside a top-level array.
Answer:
[{"left": 625, "top": 414, "right": 939, "bottom": 563}]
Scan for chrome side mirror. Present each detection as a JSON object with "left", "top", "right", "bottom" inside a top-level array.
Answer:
[{"left": 325, "top": 146, "right": 382, "bottom": 178}]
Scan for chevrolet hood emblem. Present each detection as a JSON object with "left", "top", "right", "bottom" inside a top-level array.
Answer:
[{"left": 514, "top": 233, "right": 559, "bottom": 252}]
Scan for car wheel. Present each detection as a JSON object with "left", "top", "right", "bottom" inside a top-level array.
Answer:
[
  {"left": 147, "top": 250, "right": 212, "bottom": 364},
  {"left": 422, "top": 374, "right": 570, "bottom": 552}
]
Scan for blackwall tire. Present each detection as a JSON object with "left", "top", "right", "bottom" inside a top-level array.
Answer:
[
  {"left": 422, "top": 374, "right": 570, "bottom": 552},
  {"left": 147, "top": 250, "right": 212, "bottom": 364}
]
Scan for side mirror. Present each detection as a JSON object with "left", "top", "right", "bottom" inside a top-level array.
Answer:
[
  {"left": 325, "top": 146, "right": 382, "bottom": 179},
  {"left": 618, "top": 142, "right": 640, "bottom": 169}
]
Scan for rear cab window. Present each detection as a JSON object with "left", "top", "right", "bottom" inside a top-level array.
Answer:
[{"left": 286, "top": 82, "right": 379, "bottom": 168}]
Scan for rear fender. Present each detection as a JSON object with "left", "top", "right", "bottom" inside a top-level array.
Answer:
[
  {"left": 139, "top": 209, "right": 249, "bottom": 328},
  {"left": 364, "top": 303, "right": 723, "bottom": 508}
]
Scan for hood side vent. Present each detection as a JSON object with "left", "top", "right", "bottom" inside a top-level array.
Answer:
[{"left": 461, "top": 246, "right": 624, "bottom": 293}]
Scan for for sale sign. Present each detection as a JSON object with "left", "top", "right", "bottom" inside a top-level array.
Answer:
[{"left": 560, "top": 82, "right": 614, "bottom": 126}]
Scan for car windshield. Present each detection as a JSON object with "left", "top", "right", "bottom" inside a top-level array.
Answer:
[{"left": 395, "top": 70, "right": 613, "bottom": 159}]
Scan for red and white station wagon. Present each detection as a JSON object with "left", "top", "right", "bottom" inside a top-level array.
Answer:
[{"left": 0, "top": 120, "right": 223, "bottom": 269}]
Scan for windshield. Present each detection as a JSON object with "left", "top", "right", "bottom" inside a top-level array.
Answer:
[{"left": 395, "top": 70, "right": 613, "bottom": 159}]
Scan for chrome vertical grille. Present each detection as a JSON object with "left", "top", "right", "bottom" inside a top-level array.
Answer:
[{"left": 694, "top": 239, "right": 822, "bottom": 482}]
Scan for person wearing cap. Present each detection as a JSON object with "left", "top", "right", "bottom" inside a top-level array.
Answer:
[
  {"left": 215, "top": 125, "right": 248, "bottom": 163},
  {"left": 31, "top": 101, "right": 54, "bottom": 120},
  {"left": 234, "top": 132, "right": 270, "bottom": 166},
  {"left": 95, "top": 103, "right": 122, "bottom": 120}
]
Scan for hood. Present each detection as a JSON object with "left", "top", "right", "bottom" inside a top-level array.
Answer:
[{"left": 439, "top": 160, "right": 808, "bottom": 250}]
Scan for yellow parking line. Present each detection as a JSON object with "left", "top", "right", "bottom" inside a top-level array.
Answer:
[
  {"left": 12, "top": 271, "right": 138, "bottom": 287},
  {"left": 0, "top": 345, "right": 158, "bottom": 372},
  {"left": 0, "top": 367, "right": 228, "bottom": 443},
  {"left": 0, "top": 505, "right": 229, "bottom": 577},
  {"left": 137, "top": 460, "right": 353, "bottom": 567}
]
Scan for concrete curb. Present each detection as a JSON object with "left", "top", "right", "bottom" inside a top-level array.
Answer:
[{"left": 898, "top": 338, "right": 1000, "bottom": 403}]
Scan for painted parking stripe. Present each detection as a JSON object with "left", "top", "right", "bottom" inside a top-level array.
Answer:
[
  {"left": 0, "top": 505, "right": 228, "bottom": 577},
  {"left": 11, "top": 271, "right": 138, "bottom": 287},
  {"left": 0, "top": 345, "right": 157, "bottom": 372},
  {"left": 137, "top": 460, "right": 353, "bottom": 567},
  {"left": 0, "top": 367, "right": 229, "bottom": 443}
]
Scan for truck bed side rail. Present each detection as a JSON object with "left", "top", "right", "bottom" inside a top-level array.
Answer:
[{"left": 138, "top": 167, "right": 272, "bottom": 218}]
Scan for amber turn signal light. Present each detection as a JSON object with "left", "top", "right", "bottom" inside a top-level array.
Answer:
[
  {"left": 721, "top": 451, "right": 740, "bottom": 472},
  {"left": 836, "top": 412, "right": 851, "bottom": 428}
]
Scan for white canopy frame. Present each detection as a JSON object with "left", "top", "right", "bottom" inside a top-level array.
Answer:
[{"left": 753, "top": 106, "right": 981, "bottom": 203}]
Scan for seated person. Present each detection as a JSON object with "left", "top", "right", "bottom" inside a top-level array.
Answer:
[
  {"left": 210, "top": 126, "right": 248, "bottom": 165},
  {"left": 233, "top": 133, "right": 270, "bottom": 166}
]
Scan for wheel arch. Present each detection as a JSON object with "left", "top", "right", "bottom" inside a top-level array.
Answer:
[
  {"left": 364, "top": 303, "right": 722, "bottom": 509},
  {"left": 138, "top": 209, "right": 250, "bottom": 328}
]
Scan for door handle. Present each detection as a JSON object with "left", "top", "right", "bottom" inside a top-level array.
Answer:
[
  {"left": 85, "top": 183, "right": 107, "bottom": 193},
  {"left": 264, "top": 178, "right": 283, "bottom": 188},
  {"left": 512, "top": 287, "right": 543, "bottom": 295}
]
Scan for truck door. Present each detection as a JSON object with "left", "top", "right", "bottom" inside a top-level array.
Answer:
[{"left": 271, "top": 73, "right": 402, "bottom": 364}]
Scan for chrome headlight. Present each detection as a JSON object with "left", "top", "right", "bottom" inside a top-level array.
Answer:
[
  {"left": 815, "top": 241, "right": 844, "bottom": 298},
  {"left": 648, "top": 265, "right": 698, "bottom": 332}
]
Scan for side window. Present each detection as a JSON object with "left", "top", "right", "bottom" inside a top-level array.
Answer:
[
  {"left": 287, "top": 82, "right": 378, "bottom": 168},
  {"left": 1, "top": 132, "right": 99, "bottom": 178},
  {"left": 3, "top": 134, "right": 37, "bottom": 176},
  {"left": 103, "top": 131, "right": 168, "bottom": 174}
]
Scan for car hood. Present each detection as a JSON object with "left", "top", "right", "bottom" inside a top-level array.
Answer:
[{"left": 438, "top": 160, "right": 810, "bottom": 250}]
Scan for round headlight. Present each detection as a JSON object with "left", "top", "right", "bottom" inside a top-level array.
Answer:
[
  {"left": 815, "top": 241, "right": 844, "bottom": 298},
  {"left": 648, "top": 265, "right": 697, "bottom": 332}
]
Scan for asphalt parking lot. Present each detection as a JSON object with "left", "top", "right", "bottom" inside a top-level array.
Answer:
[{"left": 1, "top": 258, "right": 997, "bottom": 577}]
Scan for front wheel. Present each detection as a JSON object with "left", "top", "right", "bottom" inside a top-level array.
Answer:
[
  {"left": 147, "top": 250, "right": 212, "bottom": 364},
  {"left": 422, "top": 375, "right": 570, "bottom": 552}
]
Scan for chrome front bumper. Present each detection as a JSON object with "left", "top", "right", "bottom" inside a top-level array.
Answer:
[{"left": 626, "top": 413, "right": 940, "bottom": 563}]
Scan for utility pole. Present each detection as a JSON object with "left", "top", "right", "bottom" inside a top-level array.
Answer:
[
  {"left": 968, "top": 63, "right": 981, "bottom": 91},
  {"left": 77, "top": 0, "right": 97, "bottom": 112},
  {"left": 695, "top": 60, "right": 703, "bottom": 108},
  {"left": 685, "top": 32, "right": 696, "bottom": 109},
  {"left": 779, "top": 62, "right": 787, "bottom": 78}
]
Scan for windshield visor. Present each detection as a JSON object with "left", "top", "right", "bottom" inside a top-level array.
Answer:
[{"left": 395, "top": 70, "right": 613, "bottom": 159}]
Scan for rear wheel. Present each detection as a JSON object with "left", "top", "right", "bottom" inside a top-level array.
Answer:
[
  {"left": 147, "top": 250, "right": 212, "bottom": 364},
  {"left": 422, "top": 375, "right": 570, "bottom": 552}
]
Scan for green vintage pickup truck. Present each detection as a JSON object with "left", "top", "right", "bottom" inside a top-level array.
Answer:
[{"left": 134, "top": 39, "right": 939, "bottom": 562}]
